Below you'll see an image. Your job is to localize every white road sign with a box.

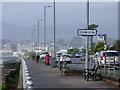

[77,29,97,36]
[98,34,104,40]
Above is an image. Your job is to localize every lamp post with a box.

[85,0,89,69]
[37,19,43,54]
[33,24,37,54]
[44,5,52,62]
[53,0,56,59]
[33,25,35,53]
[32,29,34,51]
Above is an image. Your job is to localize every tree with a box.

[107,37,115,45]
[88,24,99,51]
[28,51,36,60]
[69,36,83,48]
[112,40,120,53]
[93,42,109,52]
[57,38,67,46]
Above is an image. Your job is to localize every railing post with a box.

[113,56,115,77]
[108,57,110,76]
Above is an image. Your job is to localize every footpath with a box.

[25,59,117,88]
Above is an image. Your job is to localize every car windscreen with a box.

[76,52,80,54]
[80,53,85,56]
[45,52,48,54]
[103,52,119,56]
[57,53,62,56]
[62,55,69,57]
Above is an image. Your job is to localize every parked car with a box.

[80,53,85,61]
[41,52,49,59]
[56,53,62,63]
[97,50,119,66]
[75,52,85,61]
[75,52,81,56]
[39,54,42,59]
[60,54,71,64]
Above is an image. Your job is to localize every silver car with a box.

[97,50,119,66]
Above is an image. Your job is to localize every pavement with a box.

[25,59,118,88]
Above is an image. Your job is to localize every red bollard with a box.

[46,54,49,65]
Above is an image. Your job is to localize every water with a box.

[0,57,19,68]
[0,59,3,65]
[0,57,18,65]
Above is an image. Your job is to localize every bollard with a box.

[51,57,56,68]
[46,54,49,65]
[26,70,30,73]
[26,76,32,80]
[26,80,34,88]
[22,58,33,88]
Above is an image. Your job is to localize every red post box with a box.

[46,54,49,65]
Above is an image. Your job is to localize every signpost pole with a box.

[104,34,107,74]
[85,0,89,69]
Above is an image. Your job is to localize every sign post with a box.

[104,34,107,74]
[77,29,97,70]
[98,34,107,74]
[98,34,104,41]
[77,30,97,36]
[77,0,98,71]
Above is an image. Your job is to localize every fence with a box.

[92,56,120,81]
[60,55,120,81]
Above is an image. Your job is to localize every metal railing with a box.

[92,56,120,80]
[60,55,120,81]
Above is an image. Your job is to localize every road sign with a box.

[77,29,97,36]
[98,34,104,40]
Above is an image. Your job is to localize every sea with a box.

[0,57,19,68]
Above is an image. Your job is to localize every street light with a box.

[33,24,37,53]
[53,0,56,59]
[85,0,89,70]
[31,29,34,51]
[33,25,35,53]
[44,5,52,62]
[37,19,43,54]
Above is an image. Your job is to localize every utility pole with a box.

[85,0,89,69]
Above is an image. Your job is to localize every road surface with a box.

[25,59,117,88]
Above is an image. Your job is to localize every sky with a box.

[2,1,118,42]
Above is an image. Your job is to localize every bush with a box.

[2,72,19,89]
[28,51,36,60]
[79,49,86,53]
[67,48,79,55]
[2,82,7,90]
[89,51,95,55]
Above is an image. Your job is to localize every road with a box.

[25,59,117,88]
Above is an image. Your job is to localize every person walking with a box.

[36,55,40,63]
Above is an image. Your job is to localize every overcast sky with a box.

[2,1,118,42]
